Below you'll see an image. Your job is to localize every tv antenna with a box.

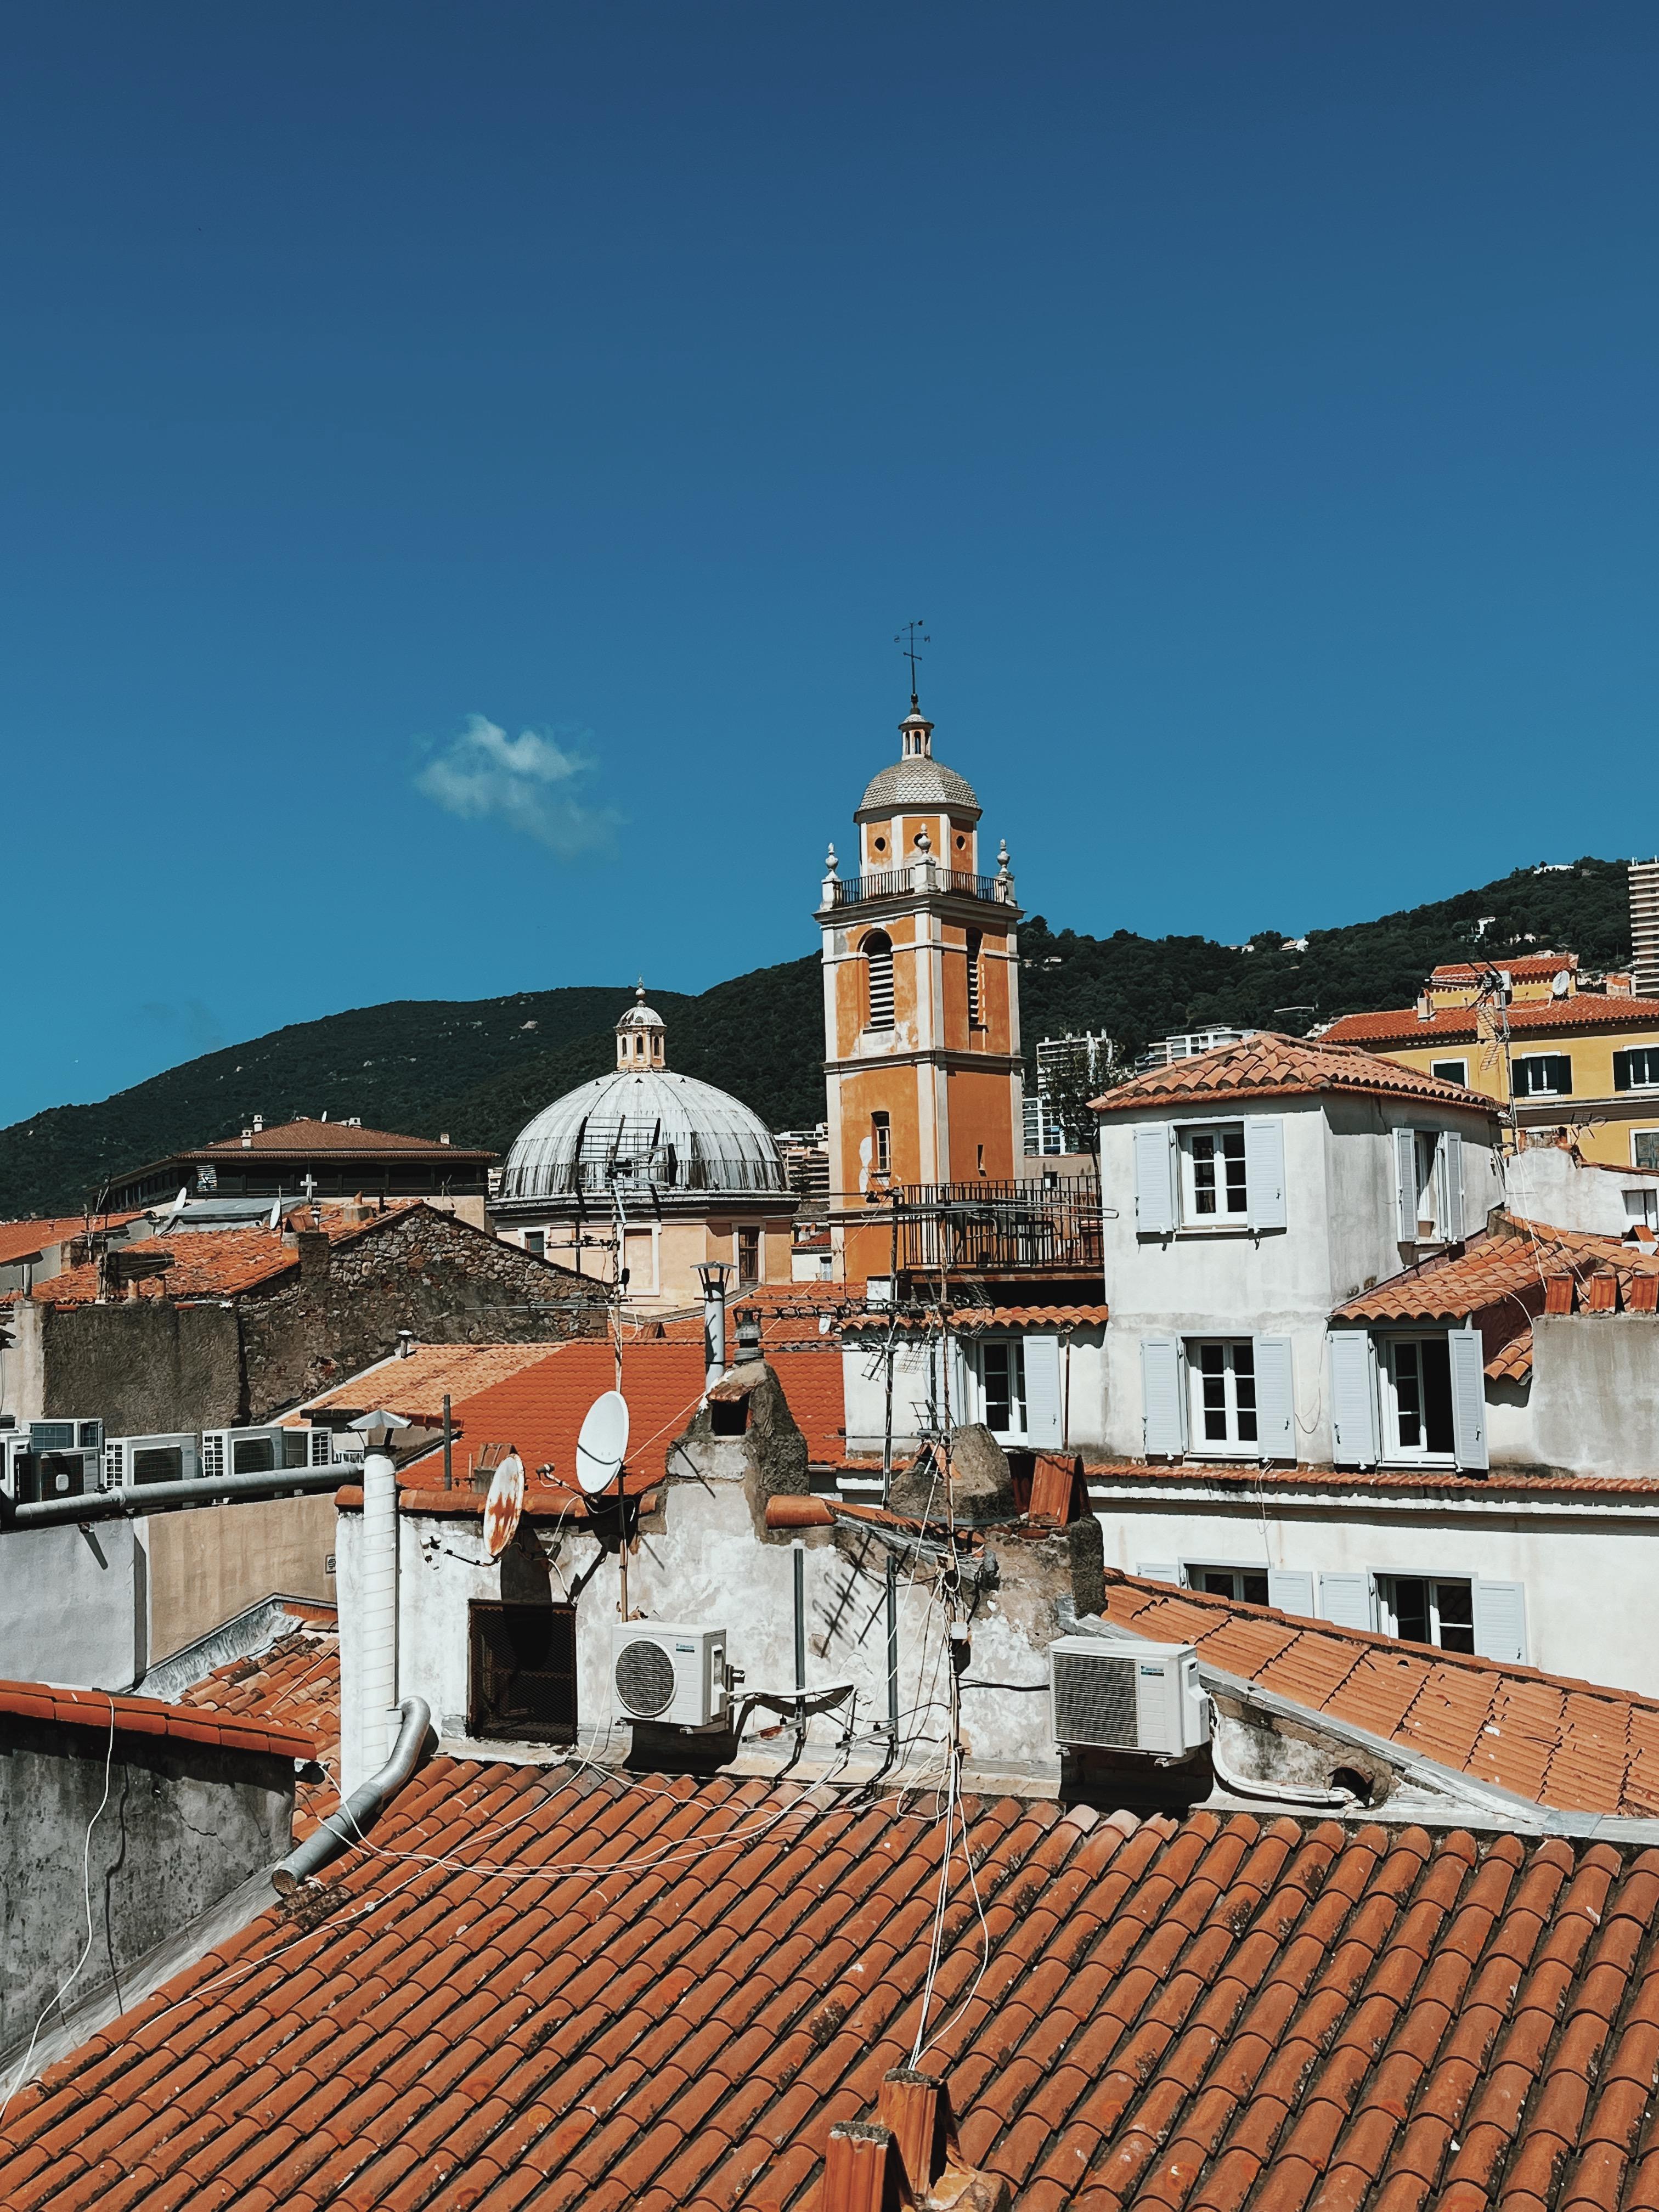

[894,619,929,708]
[577,1386,634,1620]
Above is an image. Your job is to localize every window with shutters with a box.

[1431,1058,1469,1086]
[1178,1124,1247,1224]
[1396,1128,1463,1245]
[1513,1052,1572,1098]
[523,1229,545,1258]
[1190,1564,1269,1605]
[1626,1187,1659,1229]
[736,1227,760,1285]
[1615,1049,1659,1092]
[966,929,983,1028]
[863,932,895,1030]
[871,1111,891,1176]
[1375,1575,1475,1655]
[1636,1132,1659,1171]
[1185,1339,1257,1449]
[1380,1335,1455,1461]
[975,1339,1027,1439]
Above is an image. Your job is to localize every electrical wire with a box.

[0,1697,117,2124]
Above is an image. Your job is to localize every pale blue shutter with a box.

[1448,1328,1488,1471]
[1440,1131,1465,1242]
[1319,1571,1375,1630]
[1141,1336,1187,1458]
[1134,1124,1176,1235]
[1474,1579,1527,1664]
[1329,1333,1379,1467]
[1267,1568,1314,1617]
[1136,1561,1180,1585]
[1023,1335,1063,1446]
[1244,1117,1286,1230]
[1252,1336,1294,1460]
[1394,1127,1418,1243]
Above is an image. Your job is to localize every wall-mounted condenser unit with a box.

[612,1623,729,1730]
[1048,1637,1210,1756]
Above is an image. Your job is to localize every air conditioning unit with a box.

[200,1425,306,1481]
[612,1623,729,1731]
[1,1435,33,1499]
[29,1418,103,1454]
[13,1447,98,1505]
[1049,1637,1210,1756]
[102,1434,203,1488]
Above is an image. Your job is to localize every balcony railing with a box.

[886,1177,1103,1274]
[822,864,1014,908]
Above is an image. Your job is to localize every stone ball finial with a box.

[997,839,1011,874]
[825,842,838,877]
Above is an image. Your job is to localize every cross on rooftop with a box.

[893,618,929,708]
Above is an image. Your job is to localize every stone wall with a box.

[0,1719,292,2059]
[41,1299,242,1435]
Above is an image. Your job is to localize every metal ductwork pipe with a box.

[272,1696,431,1893]
[355,1446,399,1788]
[695,1260,734,1389]
[4,1463,346,1531]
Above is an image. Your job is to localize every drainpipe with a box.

[348,1409,410,1793]
[272,1695,430,1892]
[695,1261,735,1389]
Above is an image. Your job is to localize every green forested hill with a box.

[0,857,1634,1218]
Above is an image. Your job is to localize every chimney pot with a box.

[1626,1273,1658,1313]
[1543,1273,1575,1314]
[878,2070,945,2197]
[819,2121,911,2212]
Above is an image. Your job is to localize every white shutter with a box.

[1394,1127,1418,1243]
[1319,1571,1375,1630]
[1267,1568,1314,1617]
[1133,1124,1176,1235]
[1252,1336,1294,1460]
[1440,1131,1465,1243]
[1023,1335,1063,1447]
[1244,1117,1286,1231]
[1329,1333,1379,1467]
[1141,1336,1187,1458]
[1136,1562,1180,1585]
[1473,1579,1528,1664]
[1448,1328,1488,1471]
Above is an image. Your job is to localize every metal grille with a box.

[891,1179,1104,1274]
[467,1602,578,1745]
[1052,1649,1139,1748]
[614,1637,677,1718]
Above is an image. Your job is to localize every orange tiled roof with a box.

[1091,1030,1498,1115]
[1085,1457,1659,1496]
[174,1612,340,1839]
[1323,994,1659,1047]
[1101,1571,1659,1819]
[192,1116,495,1161]
[844,1301,1109,1335]
[8,1768,1659,2210]
[32,1199,441,1306]
[1487,1324,1535,1381]
[302,1340,563,1425]
[0,1212,142,1268]
[0,1675,313,1763]
[1429,953,1576,985]
[395,1339,848,1493]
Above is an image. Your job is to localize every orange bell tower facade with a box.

[816,697,1025,1283]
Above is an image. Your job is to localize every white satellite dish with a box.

[575,1390,629,1497]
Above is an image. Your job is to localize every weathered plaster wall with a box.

[0,1521,144,1689]
[41,1300,242,1435]
[1532,1313,1659,1476]
[143,1497,337,1662]
[0,1720,291,2059]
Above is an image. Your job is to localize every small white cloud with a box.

[414,713,622,860]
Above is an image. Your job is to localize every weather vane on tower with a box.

[894,618,929,709]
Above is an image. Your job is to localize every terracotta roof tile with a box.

[0,1675,312,1763]
[0,1213,144,1267]
[1091,1032,1498,1116]
[31,1200,434,1306]
[188,1117,495,1163]
[1323,995,1659,1046]
[1098,1572,1659,1819]
[173,1613,340,1837]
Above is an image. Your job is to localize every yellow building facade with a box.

[1323,955,1659,1170]
[816,702,1025,1283]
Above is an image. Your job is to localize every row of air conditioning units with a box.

[608,1621,1211,1758]
[0,1417,358,1503]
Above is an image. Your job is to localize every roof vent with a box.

[252,1114,263,1133]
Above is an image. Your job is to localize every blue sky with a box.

[3,3,1655,1126]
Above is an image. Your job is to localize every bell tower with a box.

[816,693,1024,1284]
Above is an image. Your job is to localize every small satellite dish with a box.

[575,1390,629,1497]
[484,1449,526,1557]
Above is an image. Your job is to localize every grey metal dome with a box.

[499,1066,788,1201]
[855,706,980,821]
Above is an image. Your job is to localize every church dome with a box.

[855,707,980,822]
[498,990,786,1204]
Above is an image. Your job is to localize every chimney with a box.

[696,1261,734,1387]
[1626,1273,1658,1313]
[297,1229,331,1286]
[734,1307,763,1363]
[1414,992,1434,1023]
[815,2072,1011,2211]
[1585,1272,1619,1313]
[1543,1274,1575,1314]
[819,2123,910,2212]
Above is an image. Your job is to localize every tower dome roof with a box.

[856,706,980,821]
[498,1068,787,1204]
